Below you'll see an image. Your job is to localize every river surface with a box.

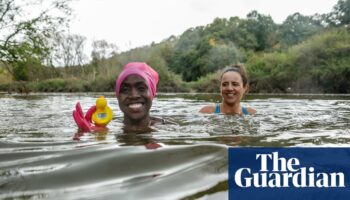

[0,92,350,199]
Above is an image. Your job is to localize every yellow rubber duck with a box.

[92,96,113,127]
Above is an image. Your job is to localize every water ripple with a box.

[1,93,350,199]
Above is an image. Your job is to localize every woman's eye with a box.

[121,86,129,93]
[232,82,240,86]
[138,86,146,92]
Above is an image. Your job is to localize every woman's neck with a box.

[221,102,242,115]
[123,116,152,130]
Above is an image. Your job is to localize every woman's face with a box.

[117,75,152,122]
[220,71,246,105]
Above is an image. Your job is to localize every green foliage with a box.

[0,80,46,93]
[0,0,72,79]
[169,49,200,81]
[246,52,293,92]
[32,78,88,92]
[224,17,258,50]
[290,28,350,67]
[300,29,350,93]
[188,71,221,93]
[204,41,241,71]
[244,11,278,51]
[246,28,350,93]
[169,35,242,81]
[12,62,29,81]
[1,0,349,94]
[328,0,350,26]
[0,65,12,84]
[36,78,67,92]
[279,13,324,47]
[167,10,278,81]
[313,57,350,93]
[173,27,204,52]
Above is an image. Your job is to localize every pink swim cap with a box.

[115,62,159,98]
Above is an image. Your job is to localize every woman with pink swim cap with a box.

[73,62,165,134]
[115,62,165,132]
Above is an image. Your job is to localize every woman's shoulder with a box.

[199,104,216,114]
[246,107,257,115]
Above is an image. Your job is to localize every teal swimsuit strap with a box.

[242,106,249,115]
[214,103,221,114]
[215,104,249,115]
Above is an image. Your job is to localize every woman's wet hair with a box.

[221,64,249,86]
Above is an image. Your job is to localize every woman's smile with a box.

[129,103,143,109]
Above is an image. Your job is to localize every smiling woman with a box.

[199,64,256,116]
[115,62,164,132]
[73,62,165,134]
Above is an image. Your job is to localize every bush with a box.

[189,71,221,93]
[245,28,350,93]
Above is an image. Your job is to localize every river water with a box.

[0,92,349,199]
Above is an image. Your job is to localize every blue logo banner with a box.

[228,148,350,200]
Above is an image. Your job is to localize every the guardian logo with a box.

[234,152,345,188]
[229,148,350,200]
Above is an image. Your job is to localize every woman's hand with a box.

[72,102,96,132]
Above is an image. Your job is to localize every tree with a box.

[204,41,241,73]
[243,11,277,51]
[205,17,228,38]
[51,33,87,67]
[328,0,350,27]
[225,16,258,50]
[91,39,118,62]
[173,27,204,52]
[0,0,72,80]
[279,13,324,47]
[90,39,118,81]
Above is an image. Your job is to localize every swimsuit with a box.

[214,103,249,115]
